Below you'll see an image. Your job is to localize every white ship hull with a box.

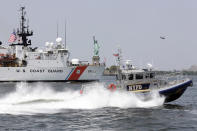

[0,65,105,82]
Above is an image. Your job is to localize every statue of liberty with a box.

[93,36,100,56]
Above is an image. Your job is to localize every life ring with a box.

[80,89,83,94]
[108,83,116,91]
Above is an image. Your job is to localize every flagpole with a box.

[56,21,59,38]
[65,19,67,49]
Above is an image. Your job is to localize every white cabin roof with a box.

[122,69,145,74]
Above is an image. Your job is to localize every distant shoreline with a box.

[156,71,197,75]
[182,71,197,75]
[105,65,197,75]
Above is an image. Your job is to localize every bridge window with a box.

[145,74,149,78]
[136,74,143,79]
[129,74,133,80]
[150,73,155,78]
[122,75,126,80]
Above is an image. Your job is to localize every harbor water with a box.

[0,76,196,131]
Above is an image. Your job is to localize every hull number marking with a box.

[127,85,142,91]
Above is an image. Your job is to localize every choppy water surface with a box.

[0,76,196,131]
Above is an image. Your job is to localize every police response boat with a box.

[109,49,193,103]
[80,49,193,103]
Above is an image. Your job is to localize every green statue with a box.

[93,36,100,56]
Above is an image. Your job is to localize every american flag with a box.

[103,57,107,64]
[8,31,17,43]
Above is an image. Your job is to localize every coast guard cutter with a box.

[0,7,105,82]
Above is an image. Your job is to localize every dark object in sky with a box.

[0,41,2,45]
[160,36,166,39]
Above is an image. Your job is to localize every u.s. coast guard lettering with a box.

[29,69,63,73]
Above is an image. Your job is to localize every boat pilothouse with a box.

[0,7,105,82]
[117,60,157,92]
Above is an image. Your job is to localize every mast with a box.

[115,48,122,85]
[15,6,33,47]
[117,48,122,68]
[64,19,66,49]
[56,21,59,38]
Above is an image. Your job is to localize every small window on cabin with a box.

[150,73,154,78]
[136,74,143,79]
[129,74,133,80]
[145,74,149,78]
[116,75,118,80]
[122,75,126,80]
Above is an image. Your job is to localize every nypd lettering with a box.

[127,83,150,91]
[127,85,142,91]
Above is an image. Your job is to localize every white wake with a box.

[0,82,165,115]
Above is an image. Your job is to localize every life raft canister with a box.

[108,83,116,91]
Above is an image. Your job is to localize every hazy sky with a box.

[0,0,196,70]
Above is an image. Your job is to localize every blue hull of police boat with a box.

[159,79,193,103]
